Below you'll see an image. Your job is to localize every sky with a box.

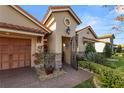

[20,5,124,44]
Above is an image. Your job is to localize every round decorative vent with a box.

[64,17,71,26]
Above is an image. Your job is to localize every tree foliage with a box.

[104,44,112,58]
[117,45,122,53]
[85,43,96,54]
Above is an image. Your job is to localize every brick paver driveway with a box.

[0,66,92,88]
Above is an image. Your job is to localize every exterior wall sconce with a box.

[63,43,66,47]
[66,26,70,35]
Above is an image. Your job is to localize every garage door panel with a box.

[0,65,1,70]
[2,62,10,70]
[0,37,31,70]
[2,54,9,62]
[1,45,9,53]
[19,54,25,60]
[19,61,25,67]
[13,54,18,60]
[0,57,1,70]
[11,61,18,69]
[1,54,10,70]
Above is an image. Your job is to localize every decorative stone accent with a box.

[36,67,66,81]
[55,53,62,69]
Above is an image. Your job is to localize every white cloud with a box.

[83,15,101,26]
[87,19,98,26]
[115,5,124,14]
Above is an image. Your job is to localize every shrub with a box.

[86,52,106,64]
[77,55,85,61]
[85,43,96,54]
[79,61,124,88]
[122,53,124,58]
[104,44,112,58]
[117,45,122,53]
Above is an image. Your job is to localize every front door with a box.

[62,37,71,65]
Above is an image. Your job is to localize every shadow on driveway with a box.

[0,66,92,88]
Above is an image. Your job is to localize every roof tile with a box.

[0,22,44,34]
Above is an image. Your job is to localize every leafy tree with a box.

[117,45,122,53]
[104,43,112,58]
[85,43,96,54]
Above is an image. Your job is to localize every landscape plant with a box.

[84,43,106,64]
[117,45,122,53]
[34,46,55,75]
[104,43,112,58]
[79,61,124,88]
[85,43,96,54]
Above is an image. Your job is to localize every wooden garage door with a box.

[0,37,31,70]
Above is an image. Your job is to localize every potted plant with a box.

[34,46,55,75]
[44,52,55,75]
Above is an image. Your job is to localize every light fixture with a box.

[63,43,66,47]
[66,26,70,35]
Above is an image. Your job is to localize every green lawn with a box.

[103,54,124,72]
[74,79,95,88]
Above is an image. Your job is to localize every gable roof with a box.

[10,5,51,33]
[76,26,98,39]
[98,34,115,39]
[42,6,82,25]
[0,22,44,34]
[83,37,111,44]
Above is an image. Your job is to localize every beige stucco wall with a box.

[0,30,39,67]
[0,6,41,29]
[77,28,96,52]
[55,12,77,53]
[47,11,78,65]
[47,11,78,53]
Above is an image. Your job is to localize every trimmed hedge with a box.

[79,61,124,88]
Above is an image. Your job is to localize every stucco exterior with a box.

[77,27,96,53]
[0,6,41,29]
[0,6,44,68]
[45,11,78,68]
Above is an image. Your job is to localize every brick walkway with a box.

[0,66,92,88]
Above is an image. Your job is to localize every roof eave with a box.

[42,8,82,25]
[10,5,51,33]
[76,26,97,39]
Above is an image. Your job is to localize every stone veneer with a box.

[55,53,62,69]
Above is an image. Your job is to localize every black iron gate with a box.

[70,36,78,70]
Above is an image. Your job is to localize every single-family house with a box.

[76,26,98,57]
[95,34,115,52]
[0,5,115,72]
[0,5,51,70]
[0,5,82,71]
